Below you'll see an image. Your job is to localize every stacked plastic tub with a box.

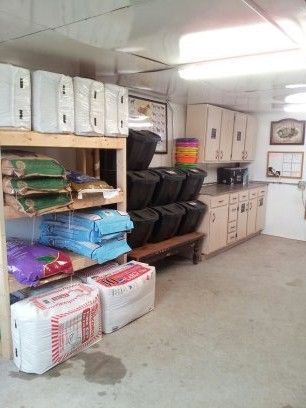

[175,138,199,169]
[125,131,208,249]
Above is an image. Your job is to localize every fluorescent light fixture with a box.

[179,22,296,63]
[286,84,306,89]
[285,92,306,103]
[179,50,306,80]
[129,114,148,121]
[284,104,306,113]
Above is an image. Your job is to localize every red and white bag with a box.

[87,261,155,333]
[11,283,102,374]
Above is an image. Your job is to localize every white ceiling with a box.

[0,0,306,112]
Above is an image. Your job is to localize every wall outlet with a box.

[298,181,306,191]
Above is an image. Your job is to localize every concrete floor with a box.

[1,234,306,408]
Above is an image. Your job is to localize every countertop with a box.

[200,181,268,196]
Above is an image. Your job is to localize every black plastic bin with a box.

[127,170,159,210]
[149,203,185,243]
[177,168,207,201]
[149,167,186,206]
[127,130,161,170]
[128,208,159,248]
[176,201,207,235]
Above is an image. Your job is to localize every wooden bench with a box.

[128,232,205,265]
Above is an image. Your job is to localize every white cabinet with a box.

[231,112,247,161]
[244,115,257,161]
[200,184,267,255]
[205,105,222,161]
[219,109,235,162]
[256,187,267,231]
[208,205,229,252]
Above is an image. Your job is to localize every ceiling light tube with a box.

[285,92,306,103]
[179,49,306,80]
[284,104,306,113]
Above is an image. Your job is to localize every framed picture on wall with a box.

[266,151,304,179]
[270,119,305,145]
[128,95,168,154]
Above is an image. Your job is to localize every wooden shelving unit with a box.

[0,131,127,359]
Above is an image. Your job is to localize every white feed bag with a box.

[11,283,102,374]
[0,63,31,130]
[77,261,119,282]
[104,84,128,137]
[74,77,104,136]
[88,261,155,333]
[32,70,74,133]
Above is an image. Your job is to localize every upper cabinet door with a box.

[231,113,247,161]
[219,109,234,162]
[186,104,207,162]
[204,105,222,161]
[244,115,257,161]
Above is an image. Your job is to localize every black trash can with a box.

[127,170,159,210]
[177,168,207,201]
[128,208,159,248]
[127,130,161,170]
[149,203,185,243]
[149,168,186,206]
[176,201,207,235]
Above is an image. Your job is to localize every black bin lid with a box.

[151,203,186,216]
[129,208,159,222]
[148,167,186,181]
[127,170,160,183]
[177,200,206,212]
[179,167,207,177]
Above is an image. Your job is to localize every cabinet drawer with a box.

[239,191,249,202]
[228,204,238,222]
[227,232,236,244]
[210,194,229,208]
[249,189,258,199]
[258,187,267,197]
[229,193,239,204]
[228,221,237,233]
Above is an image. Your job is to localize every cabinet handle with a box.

[215,150,219,160]
[242,150,245,159]
[220,150,223,159]
[249,202,252,210]
[245,151,248,160]
[212,213,216,223]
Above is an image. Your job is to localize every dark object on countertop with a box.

[217,167,248,185]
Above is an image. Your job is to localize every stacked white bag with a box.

[11,283,102,374]
[74,77,105,136]
[32,70,74,133]
[87,261,155,333]
[0,63,31,130]
[104,84,128,137]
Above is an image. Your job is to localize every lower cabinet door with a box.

[237,201,248,241]
[256,194,266,231]
[247,198,257,235]
[209,205,228,252]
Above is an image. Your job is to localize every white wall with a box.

[250,112,306,241]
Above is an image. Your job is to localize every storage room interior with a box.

[1,1,306,408]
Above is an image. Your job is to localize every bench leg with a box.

[193,240,202,265]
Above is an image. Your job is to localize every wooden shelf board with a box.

[9,251,97,293]
[4,192,124,219]
[129,232,205,259]
[0,131,126,149]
